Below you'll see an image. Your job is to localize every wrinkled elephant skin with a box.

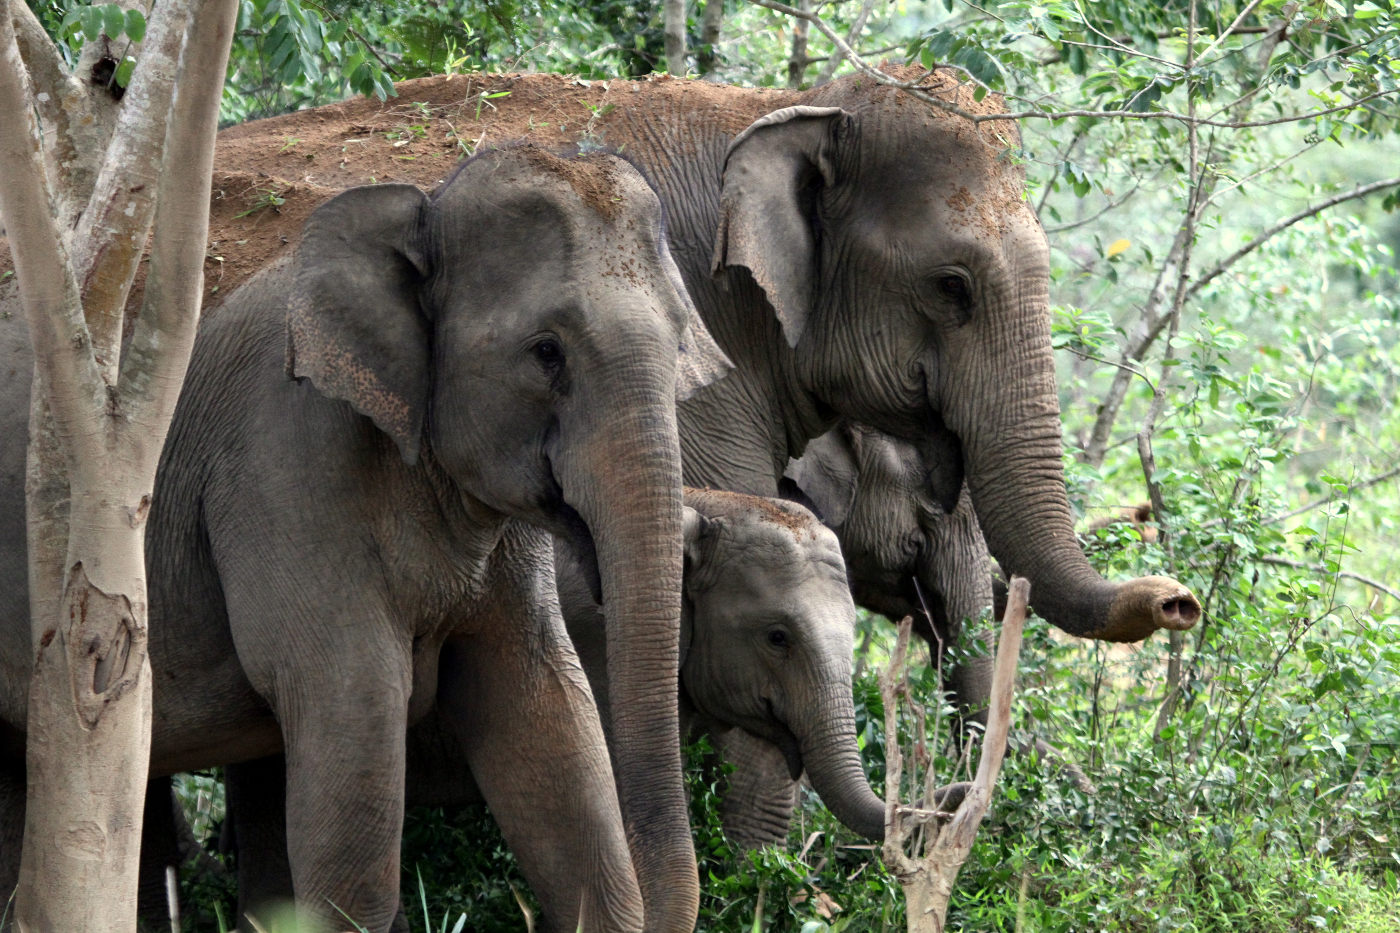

[202,489,887,926]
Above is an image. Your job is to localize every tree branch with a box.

[9,0,71,119]
[123,0,240,440]
[813,0,877,86]
[1187,176,1400,299]
[69,0,194,383]
[1257,556,1400,604]
[0,2,103,459]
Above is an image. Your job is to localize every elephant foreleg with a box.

[438,530,643,933]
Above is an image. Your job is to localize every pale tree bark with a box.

[664,0,687,75]
[0,0,239,928]
[881,578,1029,933]
[696,0,723,76]
[7,0,150,232]
[786,0,810,88]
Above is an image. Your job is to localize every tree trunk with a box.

[0,0,238,926]
[664,0,687,75]
[696,0,723,75]
[786,0,810,88]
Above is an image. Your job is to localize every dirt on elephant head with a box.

[515,146,624,222]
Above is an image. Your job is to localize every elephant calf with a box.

[209,488,890,930]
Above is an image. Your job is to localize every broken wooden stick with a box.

[881,576,1031,933]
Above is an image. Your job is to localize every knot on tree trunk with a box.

[61,561,147,730]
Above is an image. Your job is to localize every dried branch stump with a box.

[881,576,1030,933]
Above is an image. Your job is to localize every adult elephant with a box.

[210,489,895,929]
[0,147,726,932]
[629,68,1200,639]
[545,66,1200,846]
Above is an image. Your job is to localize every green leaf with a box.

[80,7,104,42]
[123,8,146,43]
[114,57,134,87]
[102,4,125,40]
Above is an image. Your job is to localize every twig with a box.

[1187,176,1400,299]
[813,0,878,85]
[881,578,1029,932]
[754,2,1400,128]
[300,0,402,78]
[1043,179,1141,233]
[1257,556,1400,604]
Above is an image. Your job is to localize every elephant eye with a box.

[940,270,974,306]
[931,271,974,323]
[532,337,565,373]
[766,629,789,649]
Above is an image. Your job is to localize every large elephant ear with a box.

[662,240,732,400]
[711,105,854,348]
[287,184,432,464]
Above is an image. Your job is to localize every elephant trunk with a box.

[555,369,698,932]
[796,683,887,841]
[950,276,1200,643]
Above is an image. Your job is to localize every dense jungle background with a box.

[20,0,1400,929]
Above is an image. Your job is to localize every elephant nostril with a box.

[1159,596,1202,629]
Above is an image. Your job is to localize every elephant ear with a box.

[287,184,432,464]
[662,240,732,401]
[711,105,854,349]
[781,426,859,529]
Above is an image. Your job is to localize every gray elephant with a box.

[180,488,889,929]
[0,146,727,932]
[534,68,1202,851]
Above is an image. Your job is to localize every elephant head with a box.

[711,69,1200,642]
[679,488,886,841]
[285,145,729,923]
[782,422,992,645]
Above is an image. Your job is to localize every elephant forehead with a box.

[712,518,848,585]
[513,147,631,220]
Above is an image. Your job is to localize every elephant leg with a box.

[1,759,22,922]
[439,531,643,933]
[711,729,798,850]
[279,662,410,933]
[225,756,295,927]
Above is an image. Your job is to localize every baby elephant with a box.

[212,488,887,932]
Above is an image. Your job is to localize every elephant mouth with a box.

[763,700,805,781]
[917,373,967,514]
[541,463,602,603]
